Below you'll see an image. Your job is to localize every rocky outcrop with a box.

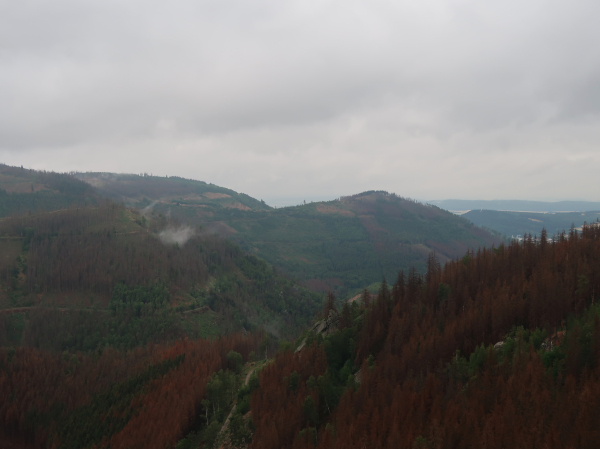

[295,310,340,352]
[312,309,340,336]
[182,305,210,314]
[541,330,565,351]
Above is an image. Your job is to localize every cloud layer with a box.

[1,0,599,202]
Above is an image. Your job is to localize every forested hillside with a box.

[0,201,322,349]
[248,224,600,448]
[0,172,324,449]
[0,332,262,449]
[0,164,96,217]
[226,192,501,295]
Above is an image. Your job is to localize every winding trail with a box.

[217,365,256,441]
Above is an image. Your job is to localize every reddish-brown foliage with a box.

[251,224,600,449]
[0,333,260,449]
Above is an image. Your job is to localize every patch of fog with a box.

[158,226,195,246]
[141,200,158,215]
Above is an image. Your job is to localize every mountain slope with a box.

[225,191,502,295]
[73,171,502,297]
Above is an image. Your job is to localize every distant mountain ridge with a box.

[430,199,600,212]
[463,209,600,238]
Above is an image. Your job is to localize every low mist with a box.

[158,225,195,246]
[141,200,158,215]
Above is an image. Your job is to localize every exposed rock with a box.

[295,338,307,353]
[182,305,210,314]
[314,309,340,337]
[354,369,362,385]
[295,310,340,352]
[542,330,566,351]
[313,321,327,334]
[494,341,504,351]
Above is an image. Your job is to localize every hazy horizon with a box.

[6,163,599,209]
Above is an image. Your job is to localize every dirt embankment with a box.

[204,192,231,199]
[316,205,355,217]
[224,202,251,211]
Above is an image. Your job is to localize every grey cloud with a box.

[1,0,600,200]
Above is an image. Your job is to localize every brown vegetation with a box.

[250,224,600,448]
[0,333,260,449]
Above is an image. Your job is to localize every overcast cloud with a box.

[1,0,600,204]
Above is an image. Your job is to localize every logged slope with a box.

[75,172,271,213]
[0,202,322,350]
[0,164,97,217]
[463,209,600,238]
[74,171,502,297]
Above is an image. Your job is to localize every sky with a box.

[1,0,600,206]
